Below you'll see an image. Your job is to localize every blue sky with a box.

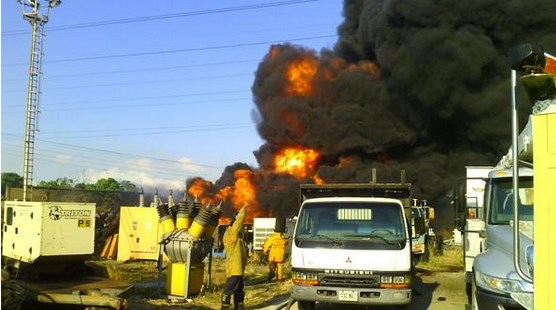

[1,0,343,190]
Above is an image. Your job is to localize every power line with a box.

[36,122,253,134]
[2,97,252,113]
[2,133,226,170]
[2,90,249,108]
[2,73,253,93]
[1,146,218,182]
[37,124,254,139]
[2,0,318,36]
[3,34,337,66]
[2,59,260,82]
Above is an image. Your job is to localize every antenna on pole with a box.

[19,0,60,201]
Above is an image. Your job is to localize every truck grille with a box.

[319,274,381,288]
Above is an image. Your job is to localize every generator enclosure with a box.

[117,206,162,262]
[2,201,96,264]
[253,217,276,251]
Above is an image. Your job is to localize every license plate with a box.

[338,290,358,302]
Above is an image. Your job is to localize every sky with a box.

[1,0,344,191]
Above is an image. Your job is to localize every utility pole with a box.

[20,0,60,201]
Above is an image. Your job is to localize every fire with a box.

[313,174,325,184]
[188,178,214,205]
[348,61,381,78]
[546,56,556,74]
[187,170,260,221]
[274,147,320,180]
[231,169,261,219]
[286,57,318,96]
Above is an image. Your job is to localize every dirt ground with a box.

[281,270,467,310]
[4,246,467,309]
[123,270,467,310]
[115,247,468,310]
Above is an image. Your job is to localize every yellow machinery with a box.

[508,44,556,309]
[117,206,163,262]
[156,199,222,298]
[532,111,555,308]
[2,201,132,309]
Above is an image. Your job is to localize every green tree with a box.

[1,172,24,195]
[74,182,96,190]
[95,177,121,191]
[120,180,138,192]
[38,177,75,189]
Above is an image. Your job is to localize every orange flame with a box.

[187,170,260,221]
[231,170,261,219]
[274,147,320,180]
[313,174,325,184]
[188,178,214,205]
[286,57,318,96]
[546,56,556,75]
[348,61,381,78]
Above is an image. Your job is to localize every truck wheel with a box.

[435,236,444,255]
[471,273,479,310]
[297,300,316,310]
[422,236,430,262]
[465,272,473,304]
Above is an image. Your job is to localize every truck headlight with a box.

[380,274,411,288]
[475,271,526,295]
[292,271,319,286]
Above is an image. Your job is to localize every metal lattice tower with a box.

[20,0,60,201]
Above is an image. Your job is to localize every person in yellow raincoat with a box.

[263,219,288,282]
[221,206,247,310]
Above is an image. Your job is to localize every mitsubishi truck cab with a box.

[291,196,412,309]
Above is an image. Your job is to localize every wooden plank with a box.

[100,235,113,258]
[107,234,119,259]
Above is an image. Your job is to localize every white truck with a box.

[464,44,556,310]
[454,166,492,297]
[410,199,436,262]
[290,179,423,309]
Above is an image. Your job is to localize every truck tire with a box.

[297,300,316,310]
[422,236,430,262]
[465,271,473,304]
[435,235,444,256]
[471,273,479,310]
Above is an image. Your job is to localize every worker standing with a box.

[221,206,248,310]
[263,219,288,282]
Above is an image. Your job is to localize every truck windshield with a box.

[294,201,407,250]
[488,177,534,225]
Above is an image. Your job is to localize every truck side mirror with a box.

[414,217,426,235]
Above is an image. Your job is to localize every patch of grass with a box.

[94,256,292,309]
[100,245,464,309]
[416,245,464,272]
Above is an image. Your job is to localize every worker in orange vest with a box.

[263,219,288,282]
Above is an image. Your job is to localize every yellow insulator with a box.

[160,217,176,234]
[156,204,176,234]
[188,221,206,239]
[176,217,192,230]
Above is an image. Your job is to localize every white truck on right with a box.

[467,44,555,310]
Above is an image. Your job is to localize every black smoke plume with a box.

[196,0,556,231]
